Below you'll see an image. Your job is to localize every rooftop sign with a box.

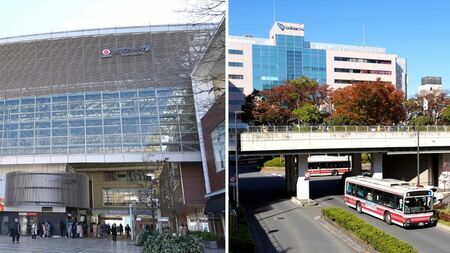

[270,22,305,37]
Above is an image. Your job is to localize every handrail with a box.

[243,125,450,133]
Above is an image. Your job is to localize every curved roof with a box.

[0,23,216,45]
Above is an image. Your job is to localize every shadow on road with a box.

[239,173,290,253]
[309,177,343,199]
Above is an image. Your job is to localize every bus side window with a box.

[373,190,381,204]
[356,186,366,198]
[395,196,403,211]
[346,183,353,195]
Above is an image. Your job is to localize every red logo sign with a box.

[102,49,111,56]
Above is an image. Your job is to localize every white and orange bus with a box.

[308,155,350,176]
[344,176,437,227]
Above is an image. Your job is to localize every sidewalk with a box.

[204,248,225,253]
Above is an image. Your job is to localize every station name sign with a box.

[101,44,151,58]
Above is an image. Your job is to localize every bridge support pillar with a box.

[351,154,362,176]
[296,154,310,200]
[371,153,383,179]
[285,155,296,195]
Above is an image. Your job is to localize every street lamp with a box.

[234,111,244,208]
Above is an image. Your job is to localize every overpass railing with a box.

[244,125,450,133]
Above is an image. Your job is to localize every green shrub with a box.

[263,157,285,167]
[140,231,203,253]
[230,223,255,253]
[190,231,219,241]
[322,207,418,253]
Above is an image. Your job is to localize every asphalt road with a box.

[238,167,450,253]
[239,168,354,253]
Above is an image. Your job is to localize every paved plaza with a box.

[0,236,142,253]
[0,236,225,253]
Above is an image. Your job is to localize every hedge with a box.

[190,231,220,241]
[263,157,285,167]
[230,207,255,253]
[322,207,418,253]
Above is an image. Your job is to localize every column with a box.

[296,154,310,200]
[285,155,291,194]
[351,153,362,176]
[371,153,383,179]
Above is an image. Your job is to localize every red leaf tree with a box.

[329,79,405,125]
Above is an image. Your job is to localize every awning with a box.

[204,194,225,215]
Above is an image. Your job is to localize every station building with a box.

[228,21,407,96]
[0,23,219,235]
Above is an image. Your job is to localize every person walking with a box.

[118,224,123,236]
[42,222,47,237]
[125,224,131,238]
[76,222,83,238]
[71,222,77,239]
[10,218,20,243]
[60,220,66,237]
[111,223,117,242]
[31,221,37,239]
[92,223,98,238]
[67,220,72,238]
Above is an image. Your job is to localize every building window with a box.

[104,170,149,182]
[228,49,243,55]
[103,188,149,207]
[210,122,225,172]
[334,68,392,75]
[334,57,392,64]
[228,62,243,67]
[229,74,244,80]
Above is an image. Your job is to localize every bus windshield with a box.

[404,196,433,214]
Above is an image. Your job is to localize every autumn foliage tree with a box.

[329,80,405,125]
[241,77,329,125]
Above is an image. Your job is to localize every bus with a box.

[308,155,351,176]
[344,176,437,227]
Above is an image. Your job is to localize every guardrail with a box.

[244,125,450,133]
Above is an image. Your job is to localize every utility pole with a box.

[417,128,420,186]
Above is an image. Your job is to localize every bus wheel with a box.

[384,212,392,225]
[332,170,338,176]
[356,201,362,213]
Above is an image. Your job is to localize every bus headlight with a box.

[406,218,411,224]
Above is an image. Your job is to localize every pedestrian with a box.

[118,224,123,236]
[125,224,131,238]
[111,223,117,242]
[92,223,98,238]
[67,220,72,238]
[100,223,105,238]
[71,222,77,238]
[106,224,111,236]
[60,220,66,237]
[42,222,47,237]
[10,218,20,243]
[37,221,42,237]
[31,221,37,239]
[77,222,83,238]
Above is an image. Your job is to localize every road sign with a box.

[304,172,310,180]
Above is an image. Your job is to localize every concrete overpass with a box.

[238,125,450,200]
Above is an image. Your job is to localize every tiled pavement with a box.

[0,236,225,253]
[0,236,141,253]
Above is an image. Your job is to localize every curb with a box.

[290,197,318,207]
[436,222,450,233]
[316,215,376,253]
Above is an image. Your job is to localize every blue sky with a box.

[0,0,198,38]
[229,0,450,98]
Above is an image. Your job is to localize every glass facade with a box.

[103,188,149,207]
[0,87,199,156]
[252,35,326,90]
